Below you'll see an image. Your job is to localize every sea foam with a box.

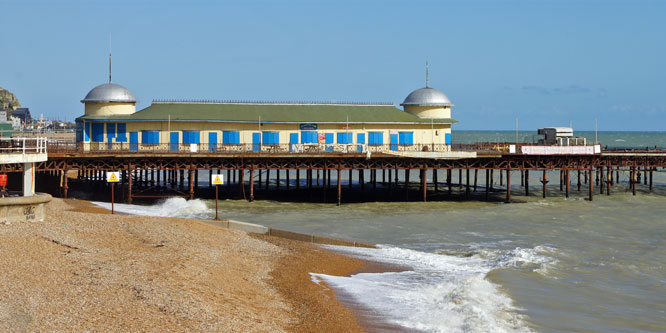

[313,245,539,333]
[93,197,211,219]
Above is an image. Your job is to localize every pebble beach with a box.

[0,198,365,332]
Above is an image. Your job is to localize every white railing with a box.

[0,137,48,154]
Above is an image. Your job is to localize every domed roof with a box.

[81,83,136,103]
[401,87,453,107]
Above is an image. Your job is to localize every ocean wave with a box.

[315,245,535,332]
[93,197,211,219]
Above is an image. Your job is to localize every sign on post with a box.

[106,172,120,183]
[106,171,120,214]
[211,174,224,185]
[211,173,225,220]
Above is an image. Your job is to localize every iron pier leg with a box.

[649,168,653,192]
[465,168,470,199]
[542,170,548,198]
[589,167,594,201]
[189,167,195,200]
[565,168,570,198]
[599,167,606,194]
[525,170,529,196]
[128,166,133,204]
[421,168,427,202]
[485,169,490,200]
[277,169,281,191]
[447,169,452,195]
[405,169,410,200]
[337,166,342,206]
[296,169,300,190]
[474,169,478,192]
[249,167,255,202]
[360,169,365,192]
[433,169,438,192]
[606,167,613,195]
[632,167,637,195]
[505,169,511,203]
[577,169,581,191]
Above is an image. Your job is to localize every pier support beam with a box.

[505,168,511,203]
[565,168,570,198]
[249,167,255,202]
[447,169,452,195]
[337,166,342,206]
[189,167,195,200]
[589,167,594,201]
[127,165,133,204]
[632,166,637,195]
[541,170,548,198]
[465,168,470,199]
[405,169,410,201]
[485,169,490,200]
[421,168,427,202]
[525,170,529,196]
[649,168,653,192]
[577,169,582,191]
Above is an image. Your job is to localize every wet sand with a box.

[0,198,375,331]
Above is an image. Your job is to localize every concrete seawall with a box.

[0,193,52,223]
[212,219,375,248]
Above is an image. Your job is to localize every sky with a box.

[2,0,665,130]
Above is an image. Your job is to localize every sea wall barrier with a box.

[215,219,375,248]
[0,193,52,223]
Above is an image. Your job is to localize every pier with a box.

[6,141,664,205]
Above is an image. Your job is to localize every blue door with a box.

[357,133,365,152]
[390,133,398,151]
[445,133,451,145]
[252,132,261,152]
[170,132,179,151]
[208,132,217,152]
[289,133,299,152]
[129,132,138,151]
[325,133,334,152]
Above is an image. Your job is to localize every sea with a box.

[94,131,666,333]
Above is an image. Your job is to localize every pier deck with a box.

[3,142,665,204]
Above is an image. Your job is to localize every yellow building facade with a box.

[76,82,458,154]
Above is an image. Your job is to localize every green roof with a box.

[78,102,458,124]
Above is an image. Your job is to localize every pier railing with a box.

[0,137,48,154]
[47,142,453,155]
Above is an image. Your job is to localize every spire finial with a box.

[425,60,429,88]
[109,35,112,83]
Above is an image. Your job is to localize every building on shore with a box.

[75,71,458,153]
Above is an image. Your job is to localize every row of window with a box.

[78,122,450,145]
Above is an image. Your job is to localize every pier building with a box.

[75,81,458,154]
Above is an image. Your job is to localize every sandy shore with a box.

[0,198,367,331]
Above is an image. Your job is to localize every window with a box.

[75,121,83,142]
[222,131,240,144]
[398,132,414,145]
[262,131,279,145]
[142,130,159,144]
[301,131,318,144]
[368,132,384,145]
[183,131,200,144]
[91,123,104,142]
[116,123,127,142]
[337,132,353,144]
[106,123,116,141]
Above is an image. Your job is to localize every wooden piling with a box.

[337,166,342,206]
[541,170,548,198]
[249,167,255,202]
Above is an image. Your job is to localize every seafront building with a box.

[75,77,458,153]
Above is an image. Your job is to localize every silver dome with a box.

[401,87,453,107]
[81,83,137,103]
